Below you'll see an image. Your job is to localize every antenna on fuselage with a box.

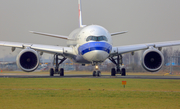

[78,0,86,27]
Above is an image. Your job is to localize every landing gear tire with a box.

[121,68,126,76]
[97,71,101,77]
[93,71,101,77]
[93,71,96,76]
[60,68,64,76]
[50,68,54,76]
[111,68,116,76]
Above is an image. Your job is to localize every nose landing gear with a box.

[93,65,101,77]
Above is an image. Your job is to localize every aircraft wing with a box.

[0,41,74,56]
[110,40,180,56]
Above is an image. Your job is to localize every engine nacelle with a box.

[16,48,40,72]
[141,47,164,72]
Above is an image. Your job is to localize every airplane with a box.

[1,0,180,77]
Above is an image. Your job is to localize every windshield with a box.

[86,36,108,41]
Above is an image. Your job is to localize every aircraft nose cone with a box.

[92,50,107,61]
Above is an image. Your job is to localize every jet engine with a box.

[141,47,164,72]
[16,48,40,72]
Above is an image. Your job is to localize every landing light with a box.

[95,65,99,70]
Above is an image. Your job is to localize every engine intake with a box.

[16,49,39,72]
[142,48,164,72]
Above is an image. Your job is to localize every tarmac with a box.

[0,73,180,79]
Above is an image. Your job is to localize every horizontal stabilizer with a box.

[30,31,73,40]
[111,31,128,36]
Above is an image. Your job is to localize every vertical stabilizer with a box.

[78,0,85,27]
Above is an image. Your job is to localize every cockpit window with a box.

[86,36,108,41]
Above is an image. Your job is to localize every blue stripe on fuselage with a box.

[78,42,112,55]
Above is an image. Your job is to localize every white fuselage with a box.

[67,25,112,64]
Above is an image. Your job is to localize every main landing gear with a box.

[50,54,67,76]
[93,65,101,77]
[109,55,126,76]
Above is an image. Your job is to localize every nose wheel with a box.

[93,65,101,77]
[93,70,101,77]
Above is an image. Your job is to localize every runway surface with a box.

[0,73,180,79]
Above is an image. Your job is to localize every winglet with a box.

[78,0,86,27]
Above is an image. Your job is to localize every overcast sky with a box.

[0,0,180,58]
